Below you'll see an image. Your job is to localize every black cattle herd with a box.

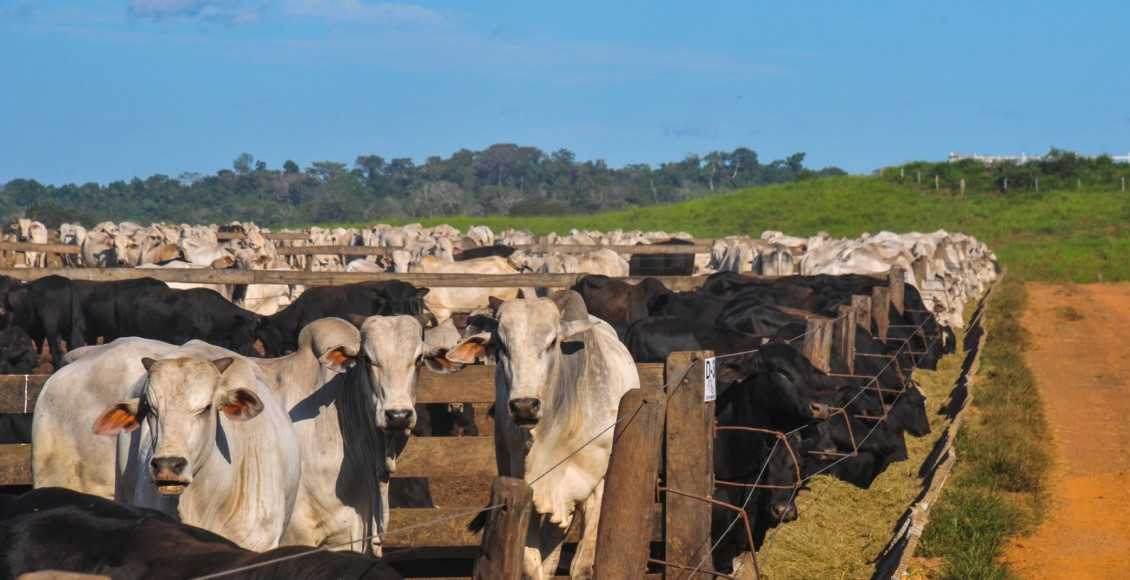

[0,265,957,577]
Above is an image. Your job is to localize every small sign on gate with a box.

[704,357,716,402]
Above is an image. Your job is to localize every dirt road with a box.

[1003,283,1130,579]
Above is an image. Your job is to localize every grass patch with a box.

[916,277,1053,579]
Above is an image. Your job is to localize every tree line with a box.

[1,145,845,229]
[880,147,1130,195]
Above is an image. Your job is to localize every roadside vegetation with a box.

[915,276,1053,579]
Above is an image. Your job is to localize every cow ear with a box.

[219,388,264,421]
[212,357,235,374]
[447,333,495,365]
[141,357,157,372]
[319,345,358,372]
[487,296,505,312]
[93,399,142,436]
[422,345,463,374]
[348,314,368,329]
[560,319,598,341]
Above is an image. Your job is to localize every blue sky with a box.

[2,1,1128,187]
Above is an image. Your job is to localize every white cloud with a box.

[126,0,263,26]
[282,0,455,27]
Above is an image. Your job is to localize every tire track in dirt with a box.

[1003,282,1130,579]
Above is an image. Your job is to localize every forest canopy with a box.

[1,145,844,228]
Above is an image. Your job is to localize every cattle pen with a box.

[0,238,990,578]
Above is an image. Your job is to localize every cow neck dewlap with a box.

[523,334,608,527]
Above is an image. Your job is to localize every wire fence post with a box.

[871,286,890,342]
[593,388,667,579]
[802,317,833,374]
[852,295,872,334]
[888,266,905,316]
[472,477,533,580]
[664,351,715,579]
[835,304,857,374]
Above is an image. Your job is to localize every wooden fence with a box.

[0,262,911,578]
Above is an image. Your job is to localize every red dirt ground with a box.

[1001,282,1130,579]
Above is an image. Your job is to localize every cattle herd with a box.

[0,220,999,579]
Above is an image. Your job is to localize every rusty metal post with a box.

[664,351,715,579]
[472,477,533,580]
[593,388,667,579]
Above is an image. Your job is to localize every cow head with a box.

[350,315,459,435]
[448,293,596,430]
[93,356,263,496]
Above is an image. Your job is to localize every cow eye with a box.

[547,338,557,351]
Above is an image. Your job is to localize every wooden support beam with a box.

[835,304,857,375]
[802,317,834,374]
[888,267,906,316]
[663,351,715,579]
[852,295,872,334]
[872,286,890,342]
[472,477,534,580]
[594,389,666,579]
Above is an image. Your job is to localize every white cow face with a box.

[355,316,458,433]
[449,298,596,430]
[93,356,264,496]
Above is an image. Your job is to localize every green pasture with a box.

[389,176,1130,283]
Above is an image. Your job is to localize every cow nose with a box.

[150,456,187,476]
[384,409,415,431]
[810,402,830,420]
[509,398,541,424]
[770,501,798,523]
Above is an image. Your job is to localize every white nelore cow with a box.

[92,341,302,552]
[32,337,178,499]
[256,316,457,555]
[449,291,640,579]
[409,255,522,324]
[14,218,49,268]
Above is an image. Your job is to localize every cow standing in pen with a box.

[450,291,640,579]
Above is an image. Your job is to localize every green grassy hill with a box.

[407,176,1130,283]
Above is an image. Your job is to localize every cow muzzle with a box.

[810,402,831,420]
[768,500,798,523]
[150,456,190,496]
[383,409,415,433]
[509,397,541,429]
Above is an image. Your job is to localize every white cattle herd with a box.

[9,219,998,579]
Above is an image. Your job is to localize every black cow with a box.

[0,487,403,580]
[74,277,170,346]
[453,244,517,261]
[113,285,261,356]
[0,275,85,369]
[622,316,768,364]
[798,409,905,490]
[0,326,37,374]
[257,280,428,356]
[569,274,669,325]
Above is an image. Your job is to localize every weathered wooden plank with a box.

[835,304,857,375]
[872,286,891,341]
[802,318,834,374]
[663,351,715,579]
[0,241,80,254]
[594,389,666,578]
[0,444,31,486]
[888,266,906,316]
[395,437,497,478]
[0,268,708,292]
[471,478,533,580]
[0,375,48,413]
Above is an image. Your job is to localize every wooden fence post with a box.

[835,304,857,374]
[888,267,905,316]
[852,295,872,334]
[472,477,534,580]
[802,317,833,374]
[872,286,890,342]
[664,350,715,579]
[593,389,667,579]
